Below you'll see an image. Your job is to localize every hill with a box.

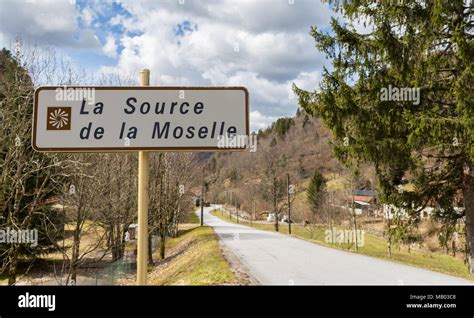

[203,110,377,222]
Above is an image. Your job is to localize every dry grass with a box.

[134,225,240,285]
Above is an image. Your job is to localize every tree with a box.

[303,170,327,238]
[96,154,136,262]
[273,117,295,137]
[295,1,473,271]
[57,156,109,285]
[0,46,68,285]
[306,170,326,211]
[149,153,195,261]
[260,150,287,232]
[1,41,140,285]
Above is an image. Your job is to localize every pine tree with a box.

[307,170,326,211]
[295,1,473,272]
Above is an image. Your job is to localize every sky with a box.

[0,0,340,131]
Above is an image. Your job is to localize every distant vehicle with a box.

[204,201,211,207]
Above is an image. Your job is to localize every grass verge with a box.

[148,225,239,285]
[183,209,200,224]
[211,210,474,281]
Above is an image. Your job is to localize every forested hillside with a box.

[204,110,376,222]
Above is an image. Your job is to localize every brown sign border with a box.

[33,86,250,152]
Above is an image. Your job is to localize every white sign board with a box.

[33,86,249,152]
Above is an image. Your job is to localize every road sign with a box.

[33,86,249,151]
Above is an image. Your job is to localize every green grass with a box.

[211,210,474,281]
[183,210,200,224]
[149,225,237,285]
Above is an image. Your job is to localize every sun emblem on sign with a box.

[46,107,71,130]
[49,109,68,128]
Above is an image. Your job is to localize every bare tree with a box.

[260,150,287,232]
[149,153,195,261]
[95,154,137,262]
[0,41,82,285]
[58,156,108,285]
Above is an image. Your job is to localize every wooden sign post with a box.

[137,69,150,285]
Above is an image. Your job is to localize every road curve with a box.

[198,205,473,285]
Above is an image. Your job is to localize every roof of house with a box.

[353,195,375,202]
[352,190,377,196]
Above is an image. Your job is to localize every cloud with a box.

[97,0,331,126]
[0,0,334,129]
[81,6,97,27]
[0,0,100,49]
[102,34,117,58]
[293,71,320,92]
[250,110,279,132]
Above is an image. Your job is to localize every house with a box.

[351,190,379,215]
[127,224,138,240]
[382,184,466,220]
[383,204,465,220]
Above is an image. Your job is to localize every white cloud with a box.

[351,16,374,35]
[109,14,127,27]
[1,0,333,128]
[0,0,100,49]
[250,110,279,131]
[102,34,117,58]
[293,71,320,92]
[81,7,96,27]
[98,0,331,127]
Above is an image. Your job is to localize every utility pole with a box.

[200,166,205,227]
[224,190,228,217]
[251,196,255,227]
[236,202,239,223]
[287,173,291,235]
[229,191,233,221]
[330,191,334,240]
[351,177,358,252]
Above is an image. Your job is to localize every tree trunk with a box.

[120,223,129,259]
[110,225,118,261]
[69,226,80,285]
[7,246,18,286]
[159,232,166,260]
[464,174,474,274]
[273,177,279,232]
[111,223,124,261]
[352,195,358,253]
[148,233,154,265]
[387,219,392,258]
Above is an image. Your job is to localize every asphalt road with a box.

[198,205,473,285]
